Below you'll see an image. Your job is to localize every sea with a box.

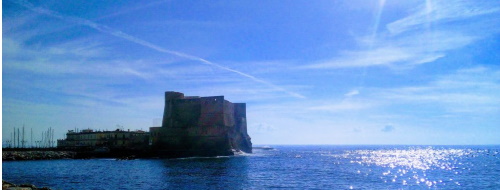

[3,145,500,189]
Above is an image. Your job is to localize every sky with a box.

[2,0,500,145]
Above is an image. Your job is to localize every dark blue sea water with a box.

[3,145,500,189]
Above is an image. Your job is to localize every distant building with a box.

[150,91,252,157]
[57,129,149,150]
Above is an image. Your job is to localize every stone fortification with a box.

[150,91,252,157]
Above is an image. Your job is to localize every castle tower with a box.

[151,91,252,157]
[162,91,184,128]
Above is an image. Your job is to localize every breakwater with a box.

[2,148,153,161]
[2,150,76,161]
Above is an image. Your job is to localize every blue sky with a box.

[3,0,500,145]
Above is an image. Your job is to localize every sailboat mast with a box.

[13,128,16,148]
[22,125,25,148]
[17,128,20,148]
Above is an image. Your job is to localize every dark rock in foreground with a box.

[2,180,52,190]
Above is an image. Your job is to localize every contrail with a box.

[357,0,386,93]
[13,0,306,99]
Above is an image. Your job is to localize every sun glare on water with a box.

[330,146,499,187]
[350,147,471,170]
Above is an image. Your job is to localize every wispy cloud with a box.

[387,0,500,34]
[378,67,500,114]
[10,0,305,99]
[344,90,360,97]
[302,0,500,70]
[308,100,372,112]
[4,31,298,107]
[3,37,152,79]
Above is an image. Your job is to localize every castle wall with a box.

[231,103,252,153]
[223,100,235,127]
[162,91,184,128]
[234,103,247,133]
[172,98,201,128]
[154,91,252,157]
[199,96,225,127]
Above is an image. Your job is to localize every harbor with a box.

[3,91,253,160]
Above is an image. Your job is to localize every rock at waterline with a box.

[2,180,52,190]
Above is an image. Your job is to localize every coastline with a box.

[2,148,240,161]
[2,150,76,161]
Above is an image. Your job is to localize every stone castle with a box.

[150,91,252,157]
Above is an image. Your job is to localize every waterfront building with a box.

[57,129,149,150]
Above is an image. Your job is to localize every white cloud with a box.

[378,67,500,114]
[303,47,412,69]
[387,0,500,34]
[302,0,500,70]
[308,100,372,112]
[3,38,152,79]
[46,39,108,57]
[344,90,360,97]
[10,0,305,99]
[5,25,303,104]
[303,30,478,70]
